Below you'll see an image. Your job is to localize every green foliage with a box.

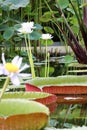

[40,39,53,46]
[44,26,54,34]
[64,55,74,64]
[56,0,69,9]
[39,66,54,77]
[3,27,14,40]
[0,0,29,10]
[40,12,52,22]
[30,31,41,40]
[35,23,43,30]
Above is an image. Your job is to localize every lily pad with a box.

[26,76,87,94]
[2,91,57,105]
[0,99,49,130]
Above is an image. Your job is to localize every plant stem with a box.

[28,35,35,78]
[24,34,31,65]
[45,40,48,77]
[24,34,35,78]
[47,52,50,77]
[0,76,10,100]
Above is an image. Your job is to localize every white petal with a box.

[25,28,33,33]
[28,21,35,28]
[22,22,34,29]
[9,72,15,77]
[0,65,9,75]
[2,53,6,65]
[19,64,29,72]
[0,70,3,75]
[12,56,19,65]
[3,68,9,75]
[16,57,22,68]
[0,64,3,75]
[21,22,27,27]
[11,75,20,86]
[18,73,32,77]
[17,28,23,33]
[18,22,34,34]
[41,34,53,40]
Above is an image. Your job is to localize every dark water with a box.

[49,95,87,129]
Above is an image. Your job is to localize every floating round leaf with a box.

[26,76,87,94]
[2,91,57,105]
[0,99,49,130]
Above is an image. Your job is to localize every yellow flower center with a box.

[5,63,19,72]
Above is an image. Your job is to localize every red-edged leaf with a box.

[35,95,57,113]
[34,94,57,105]
[25,83,41,92]
[47,103,57,113]
[42,85,87,94]
[27,76,87,95]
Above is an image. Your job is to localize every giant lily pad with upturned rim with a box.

[2,91,57,112]
[25,75,87,95]
[2,91,57,105]
[0,99,49,130]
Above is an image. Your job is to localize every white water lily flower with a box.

[17,21,35,34]
[0,53,31,86]
[41,34,53,40]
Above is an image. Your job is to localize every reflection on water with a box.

[49,94,87,129]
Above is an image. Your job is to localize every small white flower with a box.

[41,34,53,40]
[17,21,35,34]
[0,53,31,86]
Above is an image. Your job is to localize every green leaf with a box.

[30,31,41,40]
[2,91,57,107]
[28,76,87,87]
[56,0,69,9]
[66,7,75,15]
[64,55,74,64]
[40,12,52,22]
[13,36,22,42]
[35,23,43,30]
[0,99,49,117]
[2,91,51,99]
[0,24,8,31]
[0,0,30,10]
[44,26,54,34]
[40,66,54,77]
[3,27,14,40]
[81,3,87,8]
[40,39,53,46]
[0,99,49,130]
[14,24,22,31]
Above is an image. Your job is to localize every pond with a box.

[1,76,87,130]
[24,75,87,129]
[46,94,87,130]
